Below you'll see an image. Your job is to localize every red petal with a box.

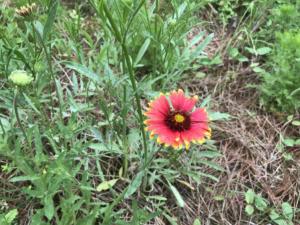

[190,108,208,123]
[169,90,197,112]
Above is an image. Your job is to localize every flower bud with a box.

[16,3,37,17]
[9,70,33,86]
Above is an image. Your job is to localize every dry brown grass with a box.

[164,25,300,224]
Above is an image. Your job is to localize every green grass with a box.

[0,0,300,224]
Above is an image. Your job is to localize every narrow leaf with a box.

[134,38,151,66]
[168,181,185,208]
[10,175,40,182]
[43,0,58,40]
[125,171,144,198]
[44,195,55,220]
[96,179,118,192]
[65,62,101,83]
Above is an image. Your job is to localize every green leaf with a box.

[193,218,201,225]
[199,160,224,171]
[256,47,272,55]
[200,95,211,108]
[209,112,231,121]
[96,179,118,192]
[43,0,58,40]
[34,126,46,166]
[33,21,44,37]
[291,120,300,126]
[269,210,288,225]
[283,138,295,147]
[197,172,219,182]
[10,175,40,182]
[245,189,255,204]
[0,117,10,134]
[189,31,205,48]
[125,170,144,198]
[282,202,293,220]
[65,62,102,83]
[237,55,249,62]
[197,150,222,158]
[213,195,224,201]
[4,209,18,223]
[254,196,268,211]
[23,93,41,115]
[245,205,254,216]
[295,139,300,145]
[163,212,178,225]
[134,38,151,66]
[168,181,185,208]
[44,195,55,220]
[228,47,239,58]
[191,33,214,59]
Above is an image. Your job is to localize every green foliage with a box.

[90,0,213,77]
[271,3,300,32]
[0,209,18,225]
[260,31,300,112]
[244,189,296,225]
[0,0,222,224]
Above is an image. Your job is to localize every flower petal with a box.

[169,89,198,112]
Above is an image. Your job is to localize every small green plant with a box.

[259,31,300,113]
[271,3,300,32]
[245,189,296,225]
[0,209,18,225]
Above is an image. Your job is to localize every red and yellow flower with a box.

[144,89,211,149]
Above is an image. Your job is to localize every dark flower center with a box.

[165,110,191,131]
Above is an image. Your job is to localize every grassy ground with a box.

[0,0,300,225]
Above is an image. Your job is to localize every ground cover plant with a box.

[0,0,300,224]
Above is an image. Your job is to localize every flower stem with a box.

[101,2,148,165]
[0,118,5,137]
[13,88,29,145]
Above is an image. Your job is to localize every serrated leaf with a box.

[245,204,254,215]
[96,179,118,192]
[245,189,255,204]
